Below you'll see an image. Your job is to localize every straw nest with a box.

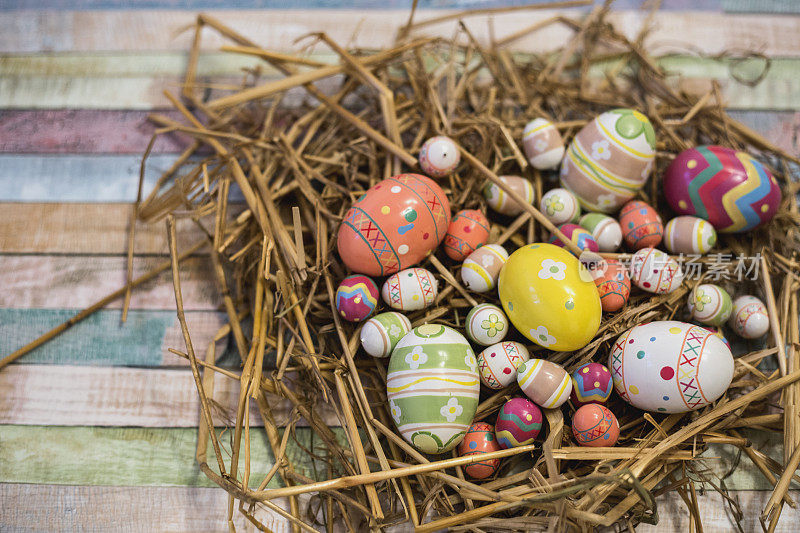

[6,1,800,531]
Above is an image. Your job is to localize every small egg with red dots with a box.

[729,295,770,339]
[477,341,530,389]
[572,404,620,447]
[570,362,613,406]
[419,136,460,178]
[540,188,580,225]
[630,247,684,294]
[381,268,438,311]
[457,422,501,479]
[443,209,490,261]
[619,200,663,250]
[466,303,509,346]
[335,274,379,322]
[589,258,630,312]
[549,223,599,255]
[495,397,542,448]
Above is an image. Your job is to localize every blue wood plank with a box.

[722,0,800,13]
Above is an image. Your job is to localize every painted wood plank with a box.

[0,203,208,254]
[0,255,220,310]
[723,0,800,13]
[728,110,800,156]
[0,484,293,533]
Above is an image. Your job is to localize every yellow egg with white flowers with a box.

[498,243,601,351]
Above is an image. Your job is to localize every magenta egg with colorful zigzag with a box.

[335,275,379,322]
[569,362,613,406]
[549,223,599,254]
[495,397,542,449]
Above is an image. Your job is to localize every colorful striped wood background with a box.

[1,1,800,531]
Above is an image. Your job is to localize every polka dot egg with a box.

[540,188,580,226]
[549,223,599,254]
[579,213,622,252]
[477,341,530,389]
[381,268,438,311]
[688,284,732,326]
[419,136,460,178]
[729,295,770,339]
[461,244,508,293]
[360,312,412,358]
[664,216,717,255]
[466,303,509,346]
[495,397,542,448]
[484,175,534,216]
[619,200,663,250]
[443,209,490,261]
[569,362,613,406]
[572,404,620,447]
[630,247,684,294]
[456,422,501,479]
[335,274,379,322]
[590,259,630,312]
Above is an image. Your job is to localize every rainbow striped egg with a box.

[495,397,542,448]
[549,223,599,254]
[335,275,379,322]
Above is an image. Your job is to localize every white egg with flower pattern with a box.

[466,303,509,346]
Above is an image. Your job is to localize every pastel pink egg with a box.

[419,136,460,178]
[569,362,613,406]
[443,209,490,261]
[495,397,542,449]
[457,422,501,479]
[619,200,663,250]
[335,275,379,322]
[549,223,599,254]
[572,404,619,447]
[590,259,630,312]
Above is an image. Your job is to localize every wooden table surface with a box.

[2,1,800,531]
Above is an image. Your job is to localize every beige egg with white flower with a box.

[460,244,509,293]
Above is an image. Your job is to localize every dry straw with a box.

[4,0,800,531]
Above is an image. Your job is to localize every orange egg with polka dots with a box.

[443,209,490,261]
[457,422,501,479]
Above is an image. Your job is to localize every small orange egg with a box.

[619,200,663,250]
[590,259,630,312]
[572,404,619,447]
[457,422,501,478]
[443,209,490,261]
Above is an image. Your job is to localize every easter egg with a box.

[619,200,663,250]
[466,303,509,346]
[579,213,622,252]
[630,247,684,294]
[495,397,543,448]
[591,259,630,312]
[498,243,601,351]
[572,404,619,447]
[702,325,732,350]
[523,118,565,170]
[443,209,490,261]
[419,136,460,178]
[381,268,438,311]
[729,295,770,339]
[338,173,451,277]
[457,422,501,478]
[335,275,379,322]
[484,176,534,216]
[549,223,599,254]
[664,216,717,255]
[560,109,656,213]
[360,312,412,358]
[517,359,572,409]
[609,321,734,413]
[477,341,530,389]
[663,145,781,233]
[461,244,509,293]
[541,188,580,225]
[688,284,732,326]
[570,362,613,406]
[387,324,480,454]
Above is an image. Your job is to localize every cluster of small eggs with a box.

[333,107,778,478]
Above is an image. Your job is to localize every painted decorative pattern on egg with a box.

[579,213,622,252]
[443,209,490,261]
[572,404,619,447]
[335,275,379,322]
[541,188,580,225]
[729,295,770,339]
[461,244,509,293]
[549,223,599,254]
[688,284,732,326]
[360,312,412,358]
[664,216,717,255]
[517,359,572,409]
[630,247,684,294]
[570,362,613,406]
[523,118,565,170]
[484,176,535,216]
[387,324,480,454]
[419,136,461,178]
[560,109,656,213]
[466,303,509,346]
[381,268,438,311]
[701,325,732,349]
[619,200,663,250]
[338,173,451,277]
[495,397,542,448]
[457,422,501,479]
[591,259,630,312]
[663,145,781,233]
[477,341,530,389]
[609,321,734,413]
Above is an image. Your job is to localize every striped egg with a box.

[457,422,501,478]
[460,244,509,293]
[540,188,580,225]
[579,213,622,252]
[495,397,543,448]
[630,247,684,294]
[387,324,480,454]
[419,136,460,178]
[335,275,379,322]
[466,303,509,346]
[560,109,655,213]
[484,176,535,216]
[572,404,619,447]
[381,268,438,311]
[360,312,412,358]
[549,223,599,254]
[619,200,663,250]
[688,284,732,326]
[523,118,565,170]
[591,259,630,312]
[569,362,613,406]
[443,209,490,261]
[729,295,770,339]
[516,359,572,409]
[664,216,717,255]
[477,341,530,389]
